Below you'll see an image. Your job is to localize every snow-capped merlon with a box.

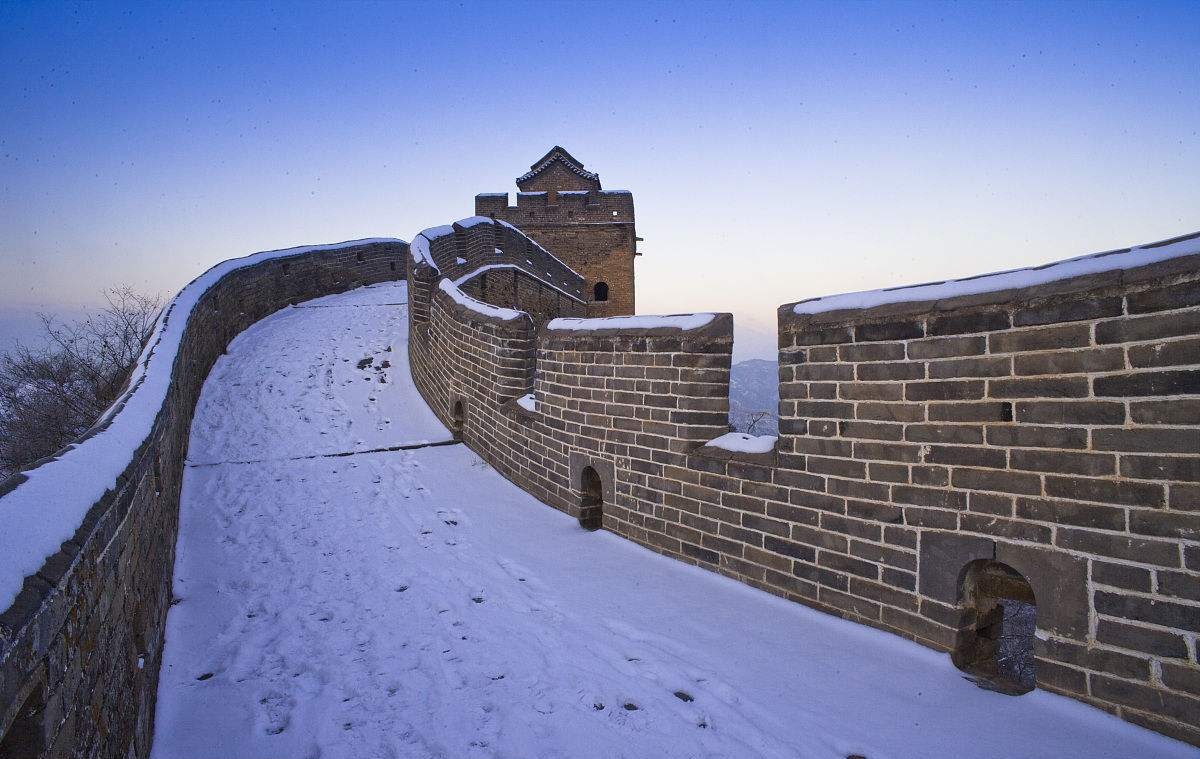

[704,432,778,454]
[438,279,523,321]
[0,237,405,612]
[547,313,716,331]
[793,231,1200,315]
[410,235,435,268]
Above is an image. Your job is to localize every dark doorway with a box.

[592,282,609,302]
[450,400,464,441]
[952,560,1037,695]
[579,466,603,531]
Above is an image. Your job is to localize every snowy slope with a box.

[186,282,450,464]
[151,285,1193,759]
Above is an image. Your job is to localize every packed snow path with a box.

[152,282,1192,759]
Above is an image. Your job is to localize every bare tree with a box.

[745,410,773,435]
[0,286,162,478]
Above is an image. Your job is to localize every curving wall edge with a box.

[410,221,1200,747]
[0,238,408,758]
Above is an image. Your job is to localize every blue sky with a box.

[2,0,1198,359]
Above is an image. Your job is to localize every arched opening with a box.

[579,466,603,531]
[592,281,609,302]
[952,560,1037,695]
[0,681,46,758]
[450,400,464,441]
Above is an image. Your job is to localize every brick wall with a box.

[771,253,1200,742]
[408,219,1200,747]
[414,216,586,310]
[475,190,637,317]
[0,240,408,758]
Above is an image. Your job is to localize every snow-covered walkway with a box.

[152,282,1193,759]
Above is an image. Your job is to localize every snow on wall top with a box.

[437,278,524,321]
[0,238,405,612]
[547,313,716,332]
[516,393,537,412]
[705,432,778,454]
[793,231,1200,316]
[409,235,438,269]
[457,216,495,229]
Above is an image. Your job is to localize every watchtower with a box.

[475,147,639,317]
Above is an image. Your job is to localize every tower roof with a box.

[516,146,601,191]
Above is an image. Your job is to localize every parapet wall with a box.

[409,223,1200,747]
[0,239,407,758]
[412,216,585,323]
[475,189,635,227]
[772,234,1200,743]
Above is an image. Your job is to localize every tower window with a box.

[593,282,609,302]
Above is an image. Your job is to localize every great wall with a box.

[1,148,1197,756]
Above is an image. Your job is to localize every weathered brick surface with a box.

[412,219,1200,746]
[414,216,586,322]
[0,241,407,758]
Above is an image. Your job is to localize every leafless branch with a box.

[0,286,162,476]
